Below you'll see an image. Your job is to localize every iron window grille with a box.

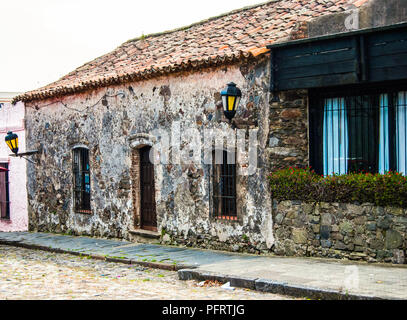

[211,150,237,220]
[73,148,91,213]
[309,82,407,175]
[0,163,10,219]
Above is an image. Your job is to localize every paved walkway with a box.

[0,231,406,300]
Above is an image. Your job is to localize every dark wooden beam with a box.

[360,35,368,82]
[269,49,279,102]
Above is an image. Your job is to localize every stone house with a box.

[13,0,407,261]
[0,93,28,231]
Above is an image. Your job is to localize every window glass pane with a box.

[323,98,348,175]
[379,94,390,174]
[396,91,407,175]
[74,172,81,190]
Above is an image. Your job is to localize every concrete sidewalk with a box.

[0,231,406,300]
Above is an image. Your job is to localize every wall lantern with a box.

[221,82,242,122]
[5,131,18,155]
[5,131,38,163]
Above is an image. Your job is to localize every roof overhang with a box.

[266,22,407,93]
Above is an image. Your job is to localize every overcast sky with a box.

[0,0,263,93]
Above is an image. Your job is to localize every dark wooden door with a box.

[140,146,157,231]
[0,163,9,219]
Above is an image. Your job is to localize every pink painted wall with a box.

[0,101,28,231]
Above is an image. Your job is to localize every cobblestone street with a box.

[0,245,293,300]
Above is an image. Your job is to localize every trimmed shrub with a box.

[268,167,407,208]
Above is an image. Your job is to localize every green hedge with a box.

[268,167,407,208]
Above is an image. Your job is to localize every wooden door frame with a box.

[0,163,10,220]
[129,133,159,232]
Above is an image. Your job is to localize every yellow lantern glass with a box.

[228,96,235,111]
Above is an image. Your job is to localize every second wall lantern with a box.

[221,82,242,122]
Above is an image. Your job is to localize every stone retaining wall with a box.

[272,200,407,264]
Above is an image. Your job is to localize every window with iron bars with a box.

[309,83,407,175]
[212,150,237,220]
[73,148,91,213]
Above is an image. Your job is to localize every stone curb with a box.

[0,239,195,272]
[177,269,387,300]
[254,278,383,300]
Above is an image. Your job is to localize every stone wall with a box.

[272,200,407,264]
[266,90,309,172]
[24,56,281,252]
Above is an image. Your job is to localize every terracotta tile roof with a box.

[15,0,364,104]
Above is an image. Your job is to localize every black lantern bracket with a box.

[9,150,39,164]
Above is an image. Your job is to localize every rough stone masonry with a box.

[272,200,407,264]
[25,56,299,254]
